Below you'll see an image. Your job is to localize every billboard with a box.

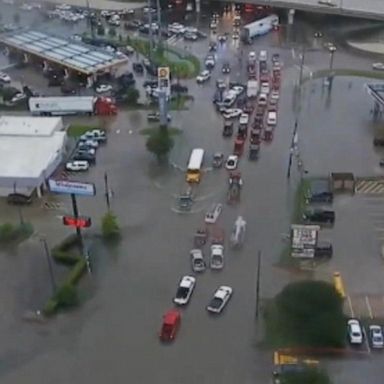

[48,179,96,196]
[158,66,170,97]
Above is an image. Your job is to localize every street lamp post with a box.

[40,237,56,295]
[327,46,336,89]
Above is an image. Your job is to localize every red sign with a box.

[62,216,91,228]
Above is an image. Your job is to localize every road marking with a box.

[347,295,354,317]
[365,296,374,319]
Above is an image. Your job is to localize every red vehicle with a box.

[159,309,181,342]
[233,137,245,156]
[228,172,243,204]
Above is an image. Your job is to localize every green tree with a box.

[266,280,346,348]
[146,127,174,162]
[108,27,117,38]
[13,13,20,24]
[101,212,120,240]
[279,368,331,384]
[55,284,78,308]
[125,87,139,105]
[97,25,105,36]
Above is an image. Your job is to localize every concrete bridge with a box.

[215,0,384,21]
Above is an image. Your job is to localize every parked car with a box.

[78,139,99,149]
[212,152,224,168]
[372,62,384,71]
[133,62,144,73]
[96,84,113,93]
[230,85,245,96]
[314,242,333,258]
[7,193,32,205]
[190,249,206,272]
[222,108,242,119]
[205,203,223,224]
[347,319,363,345]
[196,70,211,83]
[210,244,224,270]
[147,112,171,122]
[206,286,232,313]
[369,325,384,348]
[222,121,234,137]
[173,275,196,305]
[73,151,96,164]
[82,130,107,143]
[225,155,239,170]
[0,72,11,83]
[65,160,89,172]
[303,209,335,224]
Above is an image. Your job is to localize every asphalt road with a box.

[0,5,384,384]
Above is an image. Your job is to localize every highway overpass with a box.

[218,0,384,21]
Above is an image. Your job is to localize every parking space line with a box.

[363,327,371,354]
[347,295,354,318]
[365,296,374,319]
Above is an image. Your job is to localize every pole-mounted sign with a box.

[48,179,96,196]
[158,66,170,97]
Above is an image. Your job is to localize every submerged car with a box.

[173,275,196,305]
[206,286,232,313]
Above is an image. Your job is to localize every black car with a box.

[272,53,280,63]
[222,121,233,137]
[143,79,158,89]
[302,209,335,224]
[171,83,188,94]
[133,62,144,73]
[306,191,333,203]
[73,151,96,164]
[209,42,217,52]
[222,63,231,74]
[315,242,333,258]
[7,193,32,205]
[249,144,260,160]
[374,138,384,146]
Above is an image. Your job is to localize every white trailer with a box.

[241,14,279,43]
[247,80,259,98]
[29,96,95,116]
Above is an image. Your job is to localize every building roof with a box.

[0,116,63,137]
[0,116,66,179]
[0,30,128,75]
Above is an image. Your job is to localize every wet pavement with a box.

[0,4,384,384]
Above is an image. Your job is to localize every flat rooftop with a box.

[0,116,66,178]
[0,116,63,137]
[0,30,128,75]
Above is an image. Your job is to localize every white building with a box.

[0,116,66,197]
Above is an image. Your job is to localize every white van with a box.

[267,111,277,126]
[259,50,267,62]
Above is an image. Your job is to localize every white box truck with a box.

[28,96,117,116]
[247,80,259,98]
[241,14,279,43]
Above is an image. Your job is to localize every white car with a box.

[318,0,336,6]
[369,325,384,348]
[222,108,242,119]
[230,85,245,96]
[207,286,232,313]
[173,275,196,305]
[239,113,249,126]
[205,203,223,224]
[347,319,363,345]
[205,56,216,68]
[225,155,239,170]
[96,84,113,93]
[258,93,268,106]
[210,244,224,270]
[372,62,384,71]
[0,72,11,83]
[79,139,99,148]
[191,249,206,272]
[196,70,211,83]
[260,82,270,95]
[271,90,280,101]
[65,160,89,172]
[10,93,26,103]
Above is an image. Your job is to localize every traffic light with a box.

[62,216,91,228]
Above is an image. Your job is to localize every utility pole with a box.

[156,0,161,47]
[327,46,336,90]
[255,251,262,319]
[148,0,153,60]
[104,172,111,211]
[86,0,95,39]
[40,237,57,295]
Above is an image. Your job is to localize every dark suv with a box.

[315,242,333,258]
[303,209,335,224]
